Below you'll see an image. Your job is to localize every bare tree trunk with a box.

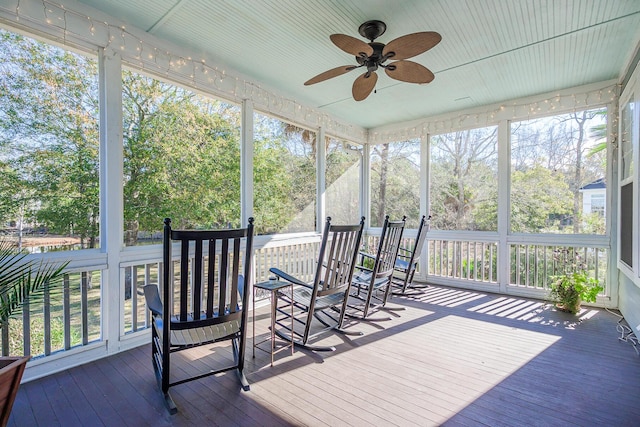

[17,205,24,251]
[87,214,98,248]
[125,220,139,246]
[456,173,466,229]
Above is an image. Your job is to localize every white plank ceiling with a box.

[75,0,640,129]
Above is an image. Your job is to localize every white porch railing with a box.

[0,249,106,358]
[508,243,608,291]
[427,239,499,284]
[2,230,611,380]
[118,233,323,337]
[1,269,103,357]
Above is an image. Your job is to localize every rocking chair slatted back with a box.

[373,216,407,281]
[392,214,430,294]
[318,222,365,298]
[168,226,248,330]
[347,215,406,319]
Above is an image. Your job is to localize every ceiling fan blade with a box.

[304,66,357,85]
[382,31,441,60]
[352,72,378,101]
[384,60,435,84]
[330,34,374,57]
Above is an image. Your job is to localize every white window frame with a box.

[618,64,640,283]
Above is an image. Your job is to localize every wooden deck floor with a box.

[9,285,640,426]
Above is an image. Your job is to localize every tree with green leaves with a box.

[253,117,315,234]
[370,141,421,228]
[0,29,100,248]
[122,72,242,243]
[430,127,498,231]
[510,166,573,232]
[510,109,606,234]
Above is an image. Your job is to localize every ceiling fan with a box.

[304,20,441,101]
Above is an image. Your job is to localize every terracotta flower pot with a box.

[555,298,581,314]
[0,356,29,427]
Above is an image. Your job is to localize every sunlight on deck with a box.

[244,306,561,426]
[374,315,561,424]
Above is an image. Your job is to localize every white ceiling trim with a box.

[368,80,618,144]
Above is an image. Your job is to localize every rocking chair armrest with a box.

[354,264,373,273]
[143,284,164,317]
[397,247,412,256]
[358,251,376,261]
[269,267,311,288]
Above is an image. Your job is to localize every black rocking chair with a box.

[348,215,406,320]
[392,214,430,295]
[268,216,365,351]
[143,217,254,414]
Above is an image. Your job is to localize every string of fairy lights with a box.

[3,0,621,145]
[369,85,619,144]
[6,0,367,142]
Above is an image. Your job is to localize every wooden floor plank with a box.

[39,372,83,426]
[53,370,104,427]
[70,363,130,427]
[23,376,61,426]
[8,284,640,426]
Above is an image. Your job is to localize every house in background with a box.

[580,177,606,217]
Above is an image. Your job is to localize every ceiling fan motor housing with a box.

[358,20,387,41]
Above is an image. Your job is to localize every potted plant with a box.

[548,248,603,314]
[0,241,68,426]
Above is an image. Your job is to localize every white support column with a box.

[497,119,510,293]
[419,133,430,279]
[606,101,619,305]
[361,143,371,228]
[241,99,254,225]
[99,49,123,353]
[316,126,326,232]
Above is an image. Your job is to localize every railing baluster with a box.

[81,271,89,346]
[595,247,600,284]
[446,241,450,276]
[532,245,536,287]
[23,299,30,356]
[465,241,470,279]
[523,245,528,287]
[458,241,462,278]
[44,282,51,356]
[516,245,520,285]
[1,323,8,356]
[493,243,497,282]
[64,274,71,350]
[145,264,152,328]
[132,265,138,332]
[474,242,478,281]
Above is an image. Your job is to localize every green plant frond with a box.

[0,241,69,327]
